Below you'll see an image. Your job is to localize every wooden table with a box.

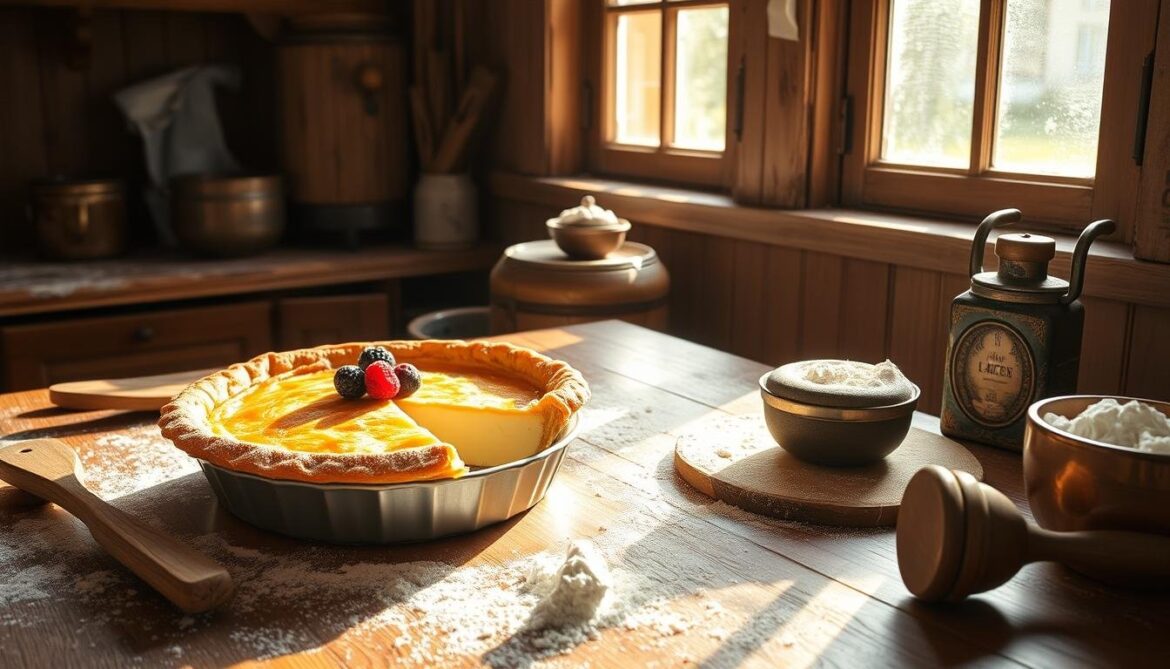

[0,320,1165,667]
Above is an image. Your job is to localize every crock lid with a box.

[502,240,657,272]
[763,359,916,408]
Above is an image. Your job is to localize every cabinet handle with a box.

[133,326,155,343]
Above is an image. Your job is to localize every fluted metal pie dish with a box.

[199,416,579,544]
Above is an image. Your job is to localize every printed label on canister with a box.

[950,321,1036,428]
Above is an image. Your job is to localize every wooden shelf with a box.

[0,0,383,14]
[0,244,502,318]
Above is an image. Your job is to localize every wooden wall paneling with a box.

[164,11,208,67]
[729,239,768,361]
[836,258,891,362]
[479,0,547,175]
[546,0,582,175]
[1077,297,1131,395]
[121,11,169,82]
[0,9,48,253]
[35,10,90,177]
[277,294,390,349]
[665,229,704,343]
[759,0,813,207]
[86,11,133,181]
[761,245,803,365]
[888,267,945,411]
[730,0,767,204]
[1134,0,1170,261]
[798,251,842,359]
[696,234,738,351]
[1124,306,1170,400]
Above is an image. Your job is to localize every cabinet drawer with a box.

[277,294,390,349]
[1,302,272,390]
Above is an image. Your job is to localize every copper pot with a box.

[1024,395,1170,536]
[171,174,285,257]
[31,178,127,260]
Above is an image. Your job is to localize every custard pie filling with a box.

[159,340,590,484]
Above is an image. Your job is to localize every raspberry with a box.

[358,346,395,370]
[364,360,400,399]
[333,365,366,399]
[394,363,422,398]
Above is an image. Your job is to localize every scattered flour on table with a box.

[86,425,201,499]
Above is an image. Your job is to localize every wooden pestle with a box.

[0,439,234,613]
[897,465,1170,602]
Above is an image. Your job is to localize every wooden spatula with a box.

[48,368,215,412]
[0,438,234,613]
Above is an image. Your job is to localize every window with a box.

[843,0,1153,233]
[590,0,733,186]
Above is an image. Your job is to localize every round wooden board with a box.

[674,414,983,527]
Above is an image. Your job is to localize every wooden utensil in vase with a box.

[0,439,233,613]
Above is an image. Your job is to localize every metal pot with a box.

[30,178,127,260]
[171,174,285,257]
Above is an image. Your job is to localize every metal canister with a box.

[171,174,285,257]
[940,209,1115,450]
[490,240,670,334]
[30,178,127,260]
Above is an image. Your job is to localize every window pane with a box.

[993,0,1109,177]
[882,0,980,168]
[614,11,662,147]
[673,5,729,151]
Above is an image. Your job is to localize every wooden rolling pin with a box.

[897,465,1170,602]
[0,439,233,613]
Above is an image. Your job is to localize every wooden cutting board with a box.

[48,368,215,412]
[675,415,982,527]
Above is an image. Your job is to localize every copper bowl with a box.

[546,218,631,260]
[1024,395,1170,536]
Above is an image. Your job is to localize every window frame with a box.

[841,0,1154,237]
[586,0,737,188]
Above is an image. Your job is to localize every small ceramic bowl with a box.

[547,218,631,260]
[1024,395,1170,536]
[758,374,920,467]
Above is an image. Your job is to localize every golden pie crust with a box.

[158,340,590,485]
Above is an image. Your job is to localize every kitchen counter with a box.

[0,244,502,318]
[1,320,1166,667]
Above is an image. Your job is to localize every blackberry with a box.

[333,365,366,399]
[358,346,395,370]
[394,363,423,398]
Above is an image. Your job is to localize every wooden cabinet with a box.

[276,294,390,349]
[1,302,271,390]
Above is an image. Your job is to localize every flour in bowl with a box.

[1044,398,1170,454]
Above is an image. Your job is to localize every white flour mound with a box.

[1045,398,1170,454]
[525,540,611,629]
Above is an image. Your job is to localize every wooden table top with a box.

[0,244,502,318]
[0,320,1165,667]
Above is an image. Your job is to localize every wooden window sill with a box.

[488,172,1170,309]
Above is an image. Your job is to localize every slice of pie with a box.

[158,340,589,485]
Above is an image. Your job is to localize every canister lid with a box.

[995,233,1055,263]
[501,240,657,273]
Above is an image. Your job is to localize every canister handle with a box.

[1062,219,1116,305]
[969,208,1022,278]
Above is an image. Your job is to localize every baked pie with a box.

[158,340,589,485]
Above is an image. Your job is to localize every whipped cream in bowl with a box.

[546,195,631,259]
[548,195,626,228]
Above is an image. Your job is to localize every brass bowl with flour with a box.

[759,360,919,467]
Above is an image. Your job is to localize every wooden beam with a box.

[1134,0,1170,262]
